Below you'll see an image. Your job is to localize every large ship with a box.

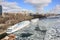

[6,21,30,34]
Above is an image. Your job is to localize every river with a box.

[1,16,60,40]
[13,16,60,40]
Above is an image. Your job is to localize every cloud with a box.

[2,2,20,9]
[0,0,3,2]
[50,5,60,14]
[0,1,22,13]
[25,0,51,4]
[24,0,52,13]
[0,0,5,4]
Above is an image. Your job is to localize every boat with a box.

[6,21,30,34]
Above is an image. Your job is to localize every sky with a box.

[1,0,60,13]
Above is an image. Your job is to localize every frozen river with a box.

[13,16,60,40]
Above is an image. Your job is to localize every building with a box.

[0,5,2,15]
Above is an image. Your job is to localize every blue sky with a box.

[6,0,60,12]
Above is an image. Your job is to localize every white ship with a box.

[6,21,30,34]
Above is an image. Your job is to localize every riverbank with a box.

[0,13,47,35]
[0,13,33,34]
[0,18,44,40]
